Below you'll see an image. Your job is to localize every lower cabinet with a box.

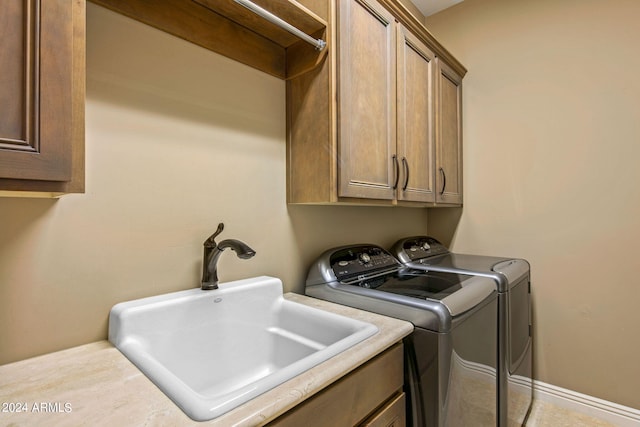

[360,392,406,427]
[267,343,405,427]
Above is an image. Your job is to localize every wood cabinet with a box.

[0,0,85,196]
[435,59,463,205]
[287,0,466,206]
[267,343,405,427]
[338,1,436,204]
[361,392,406,427]
[337,0,397,201]
[0,0,459,202]
[396,23,436,204]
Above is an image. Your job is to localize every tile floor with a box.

[525,400,619,427]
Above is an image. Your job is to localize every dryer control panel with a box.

[394,236,449,262]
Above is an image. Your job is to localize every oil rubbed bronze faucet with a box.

[201,223,256,290]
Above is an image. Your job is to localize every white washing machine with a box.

[392,236,533,427]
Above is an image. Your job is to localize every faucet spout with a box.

[217,239,256,259]
[201,224,256,290]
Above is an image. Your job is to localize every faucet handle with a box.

[204,223,225,248]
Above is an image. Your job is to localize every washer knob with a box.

[359,253,371,264]
[422,242,431,250]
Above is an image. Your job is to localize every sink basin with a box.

[108,276,378,421]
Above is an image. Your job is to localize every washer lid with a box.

[349,270,495,316]
[356,270,468,299]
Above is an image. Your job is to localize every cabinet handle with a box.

[402,157,409,191]
[392,155,400,189]
[439,167,446,195]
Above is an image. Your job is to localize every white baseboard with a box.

[533,380,640,426]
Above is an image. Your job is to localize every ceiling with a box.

[411,0,464,16]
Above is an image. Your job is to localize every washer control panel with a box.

[330,245,400,281]
[398,236,449,261]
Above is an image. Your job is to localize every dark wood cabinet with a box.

[0,0,85,196]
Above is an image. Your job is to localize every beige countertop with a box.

[0,293,413,427]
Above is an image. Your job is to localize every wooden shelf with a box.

[194,0,325,48]
[90,0,328,79]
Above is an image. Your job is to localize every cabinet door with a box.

[0,0,84,192]
[338,0,396,200]
[435,59,462,205]
[267,344,404,427]
[396,24,435,203]
[360,392,406,427]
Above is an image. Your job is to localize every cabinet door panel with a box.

[1,0,38,153]
[435,60,462,205]
[360,392,406,427]
[397,25,434,203]
[0,0,73,182]
[268,344,404,427]
[338,0,396,200]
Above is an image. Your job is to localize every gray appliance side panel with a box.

[446,295,499,427]
[506,276,533,426]
[403,328,445,427]
[496,273,533,426]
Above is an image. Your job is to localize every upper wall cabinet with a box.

[397,23,437,204]
[337,0,397,201]
[0,0,85,196]
[287,0,466,207]
[336,0,436,203]
[435,59,463,205]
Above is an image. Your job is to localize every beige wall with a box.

[0,4,429,365]
[426,0,640,409]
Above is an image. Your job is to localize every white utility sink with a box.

[108,276,378,421]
